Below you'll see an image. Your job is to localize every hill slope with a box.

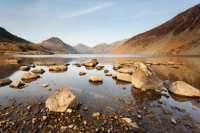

[74,43,91,54]
[0,27,46,53]
[39,37,78,54]
[113,4,200,55]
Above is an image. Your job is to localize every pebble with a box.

[68,124,74,128]
[42,116,47,121]
[92,112,100,118]
[67,108,73,113]
[32,118,36,124]
[171,117,176,125]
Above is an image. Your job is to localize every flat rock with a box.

[0,78,12,87]
[169,81,200,97]
[21,72,40,82]
[117,73,132,82]
[45,88,77,112]
[31,68,45,74]
[9,80,25,89]
[49,65,67,72]
[89,76,103,83]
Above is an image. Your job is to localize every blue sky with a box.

[0,0,199,46]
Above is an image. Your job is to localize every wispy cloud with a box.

[59,2,114,19]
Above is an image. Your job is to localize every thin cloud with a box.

[59,2,114,19]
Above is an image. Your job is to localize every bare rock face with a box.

[84,59,99,67]
[0,78,12,87]
[49,65,67,72]
[20,66,30,71]
[116,73,132,83]
[89,76,103,83]
[9,80,25,89]
[45,89,77,112]
[31,68,45,74]
[21,72,40,82]
[169,81,200,97]
[131,62,162,91]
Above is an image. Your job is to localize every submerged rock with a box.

[169,81,200,97]
[132,62,162,91]
[31,68,45,74]
[89,76,103,83]
[0,78,12,87]
[117,73,132,83]
[9,80,25,89]
[21,72,40,82]
[45,88,77,112]
[49,65,67,72]
[20,66,30,71]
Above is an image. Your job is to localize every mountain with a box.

[112,4,200,55]
[88,39,128,54]
[74,43,91,53]
[0,27,47,53]
[39,37,78,54]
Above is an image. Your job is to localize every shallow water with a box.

[0,55,200,132]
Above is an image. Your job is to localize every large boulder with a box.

[21,72,40,82]
[131,62,162,91]
[49,65,67,72]
[45,89,77,112]
[116,73,132,83]
[20,66,30,71]
[84,59,98,67]
[31,68,45,74]
[0,78,12,87]
[169,81,200,97]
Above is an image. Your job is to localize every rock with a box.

[66,108,73,113]
[105,72,112,76]
[31,68,45,74]
[171,117,176,124]
[169,81,200,97]
[113,64,122,70]
[9,81,25,88]
[92,112,100,117]
[42,116,47,121]
[42,84,49,88]
[0,78,12,87]
[96,66,104,70]
[21,72,40,82]
[84,59,98,67]
[45,88,77,112]
[89,76,103,83]
[74,63,81,67]
[112,73,117,79]
[121,117,139,129]
[20,66,30,71]
[116,73,132,82]
[104,69,109,73]
[117,68,134,74]
[132,62,162,91]
[79,72,86,76]
[32,118,36,124]
[49,65,68,72]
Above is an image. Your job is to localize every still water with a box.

[0,55,200,132]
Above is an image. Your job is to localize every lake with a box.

[0,54,199,132]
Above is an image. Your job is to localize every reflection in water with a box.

[0,56,199,130]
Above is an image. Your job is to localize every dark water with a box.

[0,55,200,132]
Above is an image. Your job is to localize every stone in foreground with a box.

[9,81,25,89]
[45,89,77,112]
[31,68,45,74]
[169,81,200,97]
[0,78,12,87]
[89,76,103,83]
[21,72,40,82]
[49,65,67,72]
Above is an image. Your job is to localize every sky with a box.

[0,0,199,46]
